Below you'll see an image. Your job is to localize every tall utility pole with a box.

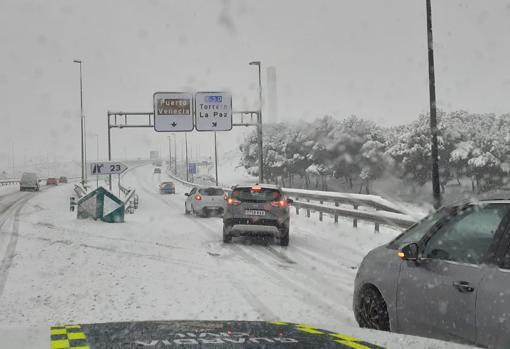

[185,132,189,182]
[167,136,172,172]
[46,151,49,177]
[73,59,86,186]
[95,134,99,188]
[250,61,264,183]
[214,132,219,186]
[425,0,441,208]
[10,142,14,178]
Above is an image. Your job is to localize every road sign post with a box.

[153,92,194,132]
[195,92,232,131]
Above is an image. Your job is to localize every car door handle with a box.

[452,281,475,293]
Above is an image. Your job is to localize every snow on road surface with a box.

[0,165,473,348]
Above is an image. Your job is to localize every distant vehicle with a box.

[46,178,58,185]
[353,197,510,348]
[58,176,68,183]
[159,181,175,194]
[153,168,161,174]
[222,184,293,246]
[185,186,226,217]
[19,172,39,191]
[152,160,162,167]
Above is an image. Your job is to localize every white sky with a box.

[0,0,509,165]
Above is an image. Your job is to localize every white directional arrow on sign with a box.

[103,195,122,216]
[90,162,128,175]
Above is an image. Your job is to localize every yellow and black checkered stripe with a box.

[272,322,385,349]
[50,325,90,349]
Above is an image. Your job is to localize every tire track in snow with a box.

[176,203,355,321]
[0,195,32,298]
[291,245,357,272]
[130,168,282,321]
[134,168,354,321]
[257,246,354,294]
[228,242,354,324]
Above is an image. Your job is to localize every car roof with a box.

[196,186,224,190]
[232,183,282,190]
[443,192,510,208]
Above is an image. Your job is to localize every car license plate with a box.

[245,210,266,216]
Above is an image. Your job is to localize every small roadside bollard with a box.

[69,196,76,212]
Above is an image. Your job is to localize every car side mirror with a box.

[184,193,189,196]
[398,243,419,261]
[287,198,294,205]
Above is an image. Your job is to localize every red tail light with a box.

[224,193,228,200]
[227,197,241,206]
[251,185,262,192]
[271,200,288,208]
[194,194,202,201]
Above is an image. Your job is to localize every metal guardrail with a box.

[1,176,81,187]
[166,170,418,231]
[282,188,403,213]
[292,200,416,230]
[1,178,49,186]
[282,188,417,231]
[0,179,20,186]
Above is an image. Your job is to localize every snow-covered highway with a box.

[0,165,472,348]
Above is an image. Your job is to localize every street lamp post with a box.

[73,59,86,187]
[425,0,441,208]
[249,61,264,184]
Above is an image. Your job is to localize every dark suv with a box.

[222,184,293,246]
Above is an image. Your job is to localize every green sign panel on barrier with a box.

[77,187,125,223]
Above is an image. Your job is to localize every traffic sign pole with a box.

[185,133,189,182]
[214,132,218,186]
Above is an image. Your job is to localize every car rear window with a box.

[21,173,37,181]
[231,188,281,203]
[199,188,224,196]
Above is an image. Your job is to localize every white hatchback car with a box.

[185,186,226,217]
